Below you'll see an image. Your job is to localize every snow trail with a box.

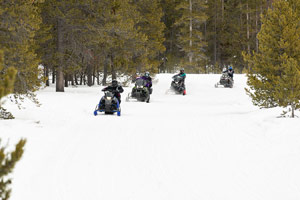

[1,74,300,200]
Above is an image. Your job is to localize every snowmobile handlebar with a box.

[172,75,183,81]
[102,88,119,93]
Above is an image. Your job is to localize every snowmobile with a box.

[94,90,121,116]
[166,75,186,95]
[215,73,234,88]
[126,78,151,103]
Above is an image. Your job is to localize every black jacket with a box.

[102,85,124,97]
[225,69,234,77]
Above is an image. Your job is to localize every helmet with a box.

[144,71,150,77]
[229,66,233,70]
[112,80,118,87]
[180,68,184,73]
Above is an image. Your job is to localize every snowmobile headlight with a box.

[107,97,112,100]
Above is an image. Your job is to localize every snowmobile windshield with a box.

[173,75,183,82]
[221,73,229,79]
[135,78,146,87]
[222,71,228,75]
[105,91,114,98]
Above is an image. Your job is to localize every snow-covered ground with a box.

[1,74,300,200]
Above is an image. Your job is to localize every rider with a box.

[140,71,152,94]
[102,80,124,104]
[172,68,186,95]
[174,68,186,87]
[226,66,234,79]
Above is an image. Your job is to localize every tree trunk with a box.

[111,55,116,80]
[74,74,79,85]
[102,60,108,86]
[189,0,193,63]
[71,74,74,86]
[87,64,93,86]
[92,66,96,86]
[56,18,64,92]
[97,72,100,85]
[255,1,259,52]
[291,103,295,118]
[239,0,243,49]
[52,67,56,84]
[213,0,217,67]
[83,75,86,85]
[204,20,207,42]
[80,74,83,85]
[64,73,68,87]
[45,65,49,86]
[246,2,250,55]
[163,53,166,73]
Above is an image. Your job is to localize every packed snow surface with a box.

[1,74,300,200]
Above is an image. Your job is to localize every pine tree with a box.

[244,0,300,117]
[159,0,182,73]
[35,1,55,87]
[276,57,300,117]
[39,0,150,87]
[175,0,207,72]
[0,139,26,200]
[0,50,17,119]
[134,0,166,74]
[0,51,16,102]
[98,0,148,80]
[203,0,268,73]
[0,1,44,107]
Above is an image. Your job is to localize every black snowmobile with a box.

[215,73,234,88]
[94,90,121,116]
[126,78,151,103]
[168,75,186,95]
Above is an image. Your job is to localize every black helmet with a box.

[112,80,118,87]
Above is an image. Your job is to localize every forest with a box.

[0,0,274,93]
[2,1,300,199]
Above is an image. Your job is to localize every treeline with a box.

[1,0,272,91]
[37,0,167,92]
[1,0,274,96]
[161,0,273,73]
[204,0,272,73]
